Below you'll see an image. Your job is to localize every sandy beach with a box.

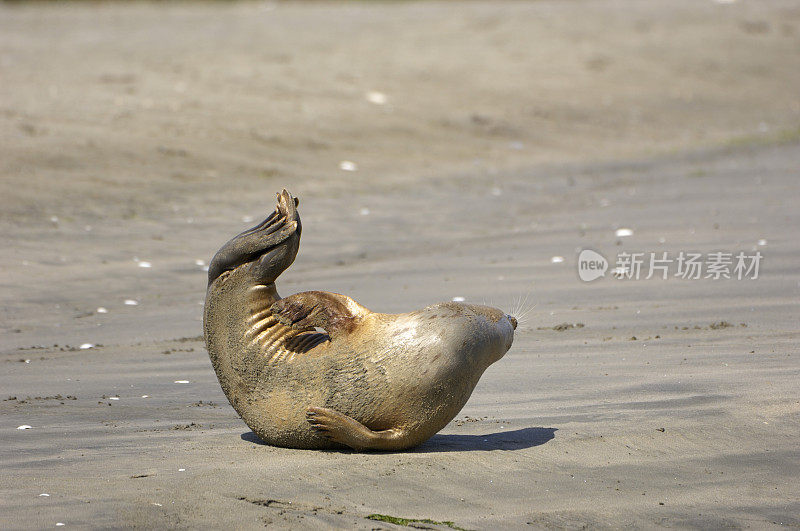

[1,1,799,528]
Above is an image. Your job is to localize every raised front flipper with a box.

[207,189,301,285]
[306,407,408,451]
[270,291,368,340]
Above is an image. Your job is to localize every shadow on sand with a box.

[240,427,556,453]
[415,427,557,453]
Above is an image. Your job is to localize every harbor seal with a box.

[203,190,516,451]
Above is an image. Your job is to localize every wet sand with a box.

[1,1,799,529]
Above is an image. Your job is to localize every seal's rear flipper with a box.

[207,190,301,285]
[306,406,407,451]
[270,291,367,340]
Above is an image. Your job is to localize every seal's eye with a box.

[508,315,517,330]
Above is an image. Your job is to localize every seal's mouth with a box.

[508,315,518,330]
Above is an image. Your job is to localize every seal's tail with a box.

[207,190,301,286]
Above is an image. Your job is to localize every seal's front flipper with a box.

[270,291,368,340]
[207,190,301,285]
[306,406,406,451]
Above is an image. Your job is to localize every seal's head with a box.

[467,303,516,364]
[430,303,515,369]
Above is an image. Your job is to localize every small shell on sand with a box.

[365,91,387,105]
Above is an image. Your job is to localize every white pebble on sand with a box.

[17,425,32,430]
[96,307,108,314]
[39,493,50,497]
[141,395,149,398]
[359,208,370,216]
[757,239,767,246]
[339,160,358,171]
[79,343,94,350]
[451,296,466,302]
[195,259,205,266]
[109,397,120,401]
[365,91,387,105]
[138,261,152,268]
[178,468,186,472]
[551,256,565,263]
[174,380,190,384]
[124,300,139,306]
[615,228,633,237]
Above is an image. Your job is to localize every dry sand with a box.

[1,1,799,529]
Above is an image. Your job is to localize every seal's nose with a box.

[508,315,518,330]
